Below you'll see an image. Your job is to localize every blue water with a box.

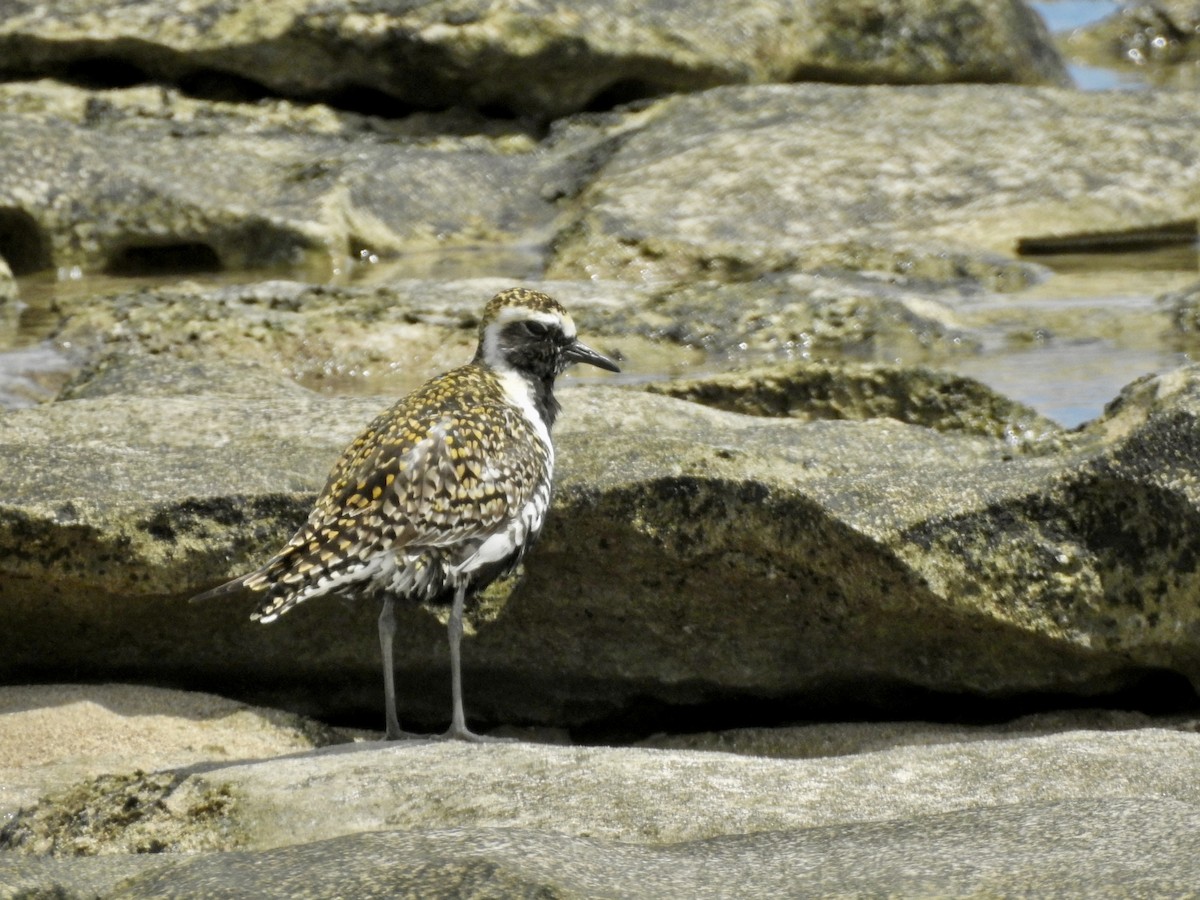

[1030,1,1119,33]
[1030,2,1148,91]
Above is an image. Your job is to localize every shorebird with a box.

[194,288,619,740]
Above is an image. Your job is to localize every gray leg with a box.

[445,582,472,738]
[439,583,511,743]
[378,594,405,740]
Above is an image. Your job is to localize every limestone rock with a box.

[3,76,1187,287]
[547,83,1200,288]
[1162,278,1200,340]
[42,277,972,396]
[4,362,1200,728]
[644,361,1061,447]
[0,254,14,302]
[0,0,1067,122]
[0,684,348,821]
[4,719,1200,896]
[0,78,572,276]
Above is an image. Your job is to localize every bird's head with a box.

[475,288,620,381]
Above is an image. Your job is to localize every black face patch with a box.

[497,319,570,380]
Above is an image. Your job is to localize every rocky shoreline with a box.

[3,0,1200,896]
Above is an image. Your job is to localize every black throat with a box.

[528,371,561,430]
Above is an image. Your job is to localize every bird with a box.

[193,288,620,741]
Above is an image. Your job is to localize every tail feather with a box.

[193,540,384,623]
[190,573,253,604]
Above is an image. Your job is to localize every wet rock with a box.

[1161,278,1200,340]
[4,717,1200,896]
[0,0,1066,122]
[644,361,1061,447]
[42,277,972,396]
[547,83,1200,288]
[1061,0,1200,88]
[4,363,1200,727]
[56,354,314,401]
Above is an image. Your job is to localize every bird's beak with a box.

[563,339,620,373]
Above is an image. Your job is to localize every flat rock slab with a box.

[1,78,1190,285]
[4,802,1194,899]
[548,83,1200,287]
[4,717,1200,897]
[0,684,346,819]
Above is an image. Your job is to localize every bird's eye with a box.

[524,320,550,337]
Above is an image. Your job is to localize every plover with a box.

[194,288,619,740]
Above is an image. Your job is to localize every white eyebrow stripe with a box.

[493,307,563,328]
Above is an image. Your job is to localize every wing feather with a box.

[192,365,551,620]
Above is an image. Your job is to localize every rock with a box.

[0,0,1067,121]
[42,276,972,396]
[4,715,1200,896]
[0,76,1185,286]
[1162,278,1200,339]
[546,83,1200,288]
[102,802,1200,898]
[1061,0,1200,89]
[0,684,349,823]
[0,82,566,276]
[8,800,1200,898]
[644,361,1061,447]
[56,354,314,401]
[5,360,1200,729]
[0,254,14,302]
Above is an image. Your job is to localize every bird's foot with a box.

[435,724,518,744]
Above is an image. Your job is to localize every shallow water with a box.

[945,251,1197,427]
[4,246,1197,428]
[1030,0,1150,90]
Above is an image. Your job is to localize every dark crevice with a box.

[0,51,565,124]
[244,667,1200,743]
[1017,219,1198,255]
[583,78,664,113]
[321,84,423,119]
[60,55,152,90]
[475,100,522,121]
[176,68,273,104]
[0,207,52,275]
[564,669,1200,745]
[105,242,222,276]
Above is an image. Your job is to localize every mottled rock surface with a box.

[0,684,348,821]
[40,276,972,397]
[4,360,1200,729]
[645,361,1061,446]
[0,84,563,276]
[0,0,1067,121]
[547,84,1200,287]
[3,700,1200,897]
[0,75,1193,285]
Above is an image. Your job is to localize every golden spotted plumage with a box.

[244,364,551,621]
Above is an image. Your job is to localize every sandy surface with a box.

[0,683,345,817]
